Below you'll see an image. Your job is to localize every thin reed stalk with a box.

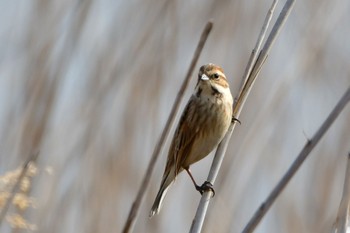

[242,87,350,233]
[189,0,297,232]
[332,153,350,233]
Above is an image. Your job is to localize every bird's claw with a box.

[196,181,215,197]
[232,116,241,124]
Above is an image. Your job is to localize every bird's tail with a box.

[149,168,175,217]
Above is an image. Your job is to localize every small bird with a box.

[149,63,234,217]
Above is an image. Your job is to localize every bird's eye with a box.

[213,73,220,79]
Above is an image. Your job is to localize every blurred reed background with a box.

[0,0,349,232]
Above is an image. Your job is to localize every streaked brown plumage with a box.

[149,63,233,217]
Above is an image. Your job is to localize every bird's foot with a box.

[195,181,215,197]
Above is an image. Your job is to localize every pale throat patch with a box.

[211,82,229,95]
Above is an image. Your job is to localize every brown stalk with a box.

[122,21,213,233]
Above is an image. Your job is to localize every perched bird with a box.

[149,63,234,217]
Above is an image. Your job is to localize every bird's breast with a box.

[183,95,232,167]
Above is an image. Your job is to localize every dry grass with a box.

[0,1,349,233]
[0,162,38,231]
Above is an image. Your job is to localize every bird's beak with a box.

[201,74,209,81]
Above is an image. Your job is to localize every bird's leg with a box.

[184,167,215,197]
[184,167,200,189]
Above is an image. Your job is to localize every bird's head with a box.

[196,63,230,98]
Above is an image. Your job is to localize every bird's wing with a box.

[166,96,200,176]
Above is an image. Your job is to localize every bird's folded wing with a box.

[167,96,200,175]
